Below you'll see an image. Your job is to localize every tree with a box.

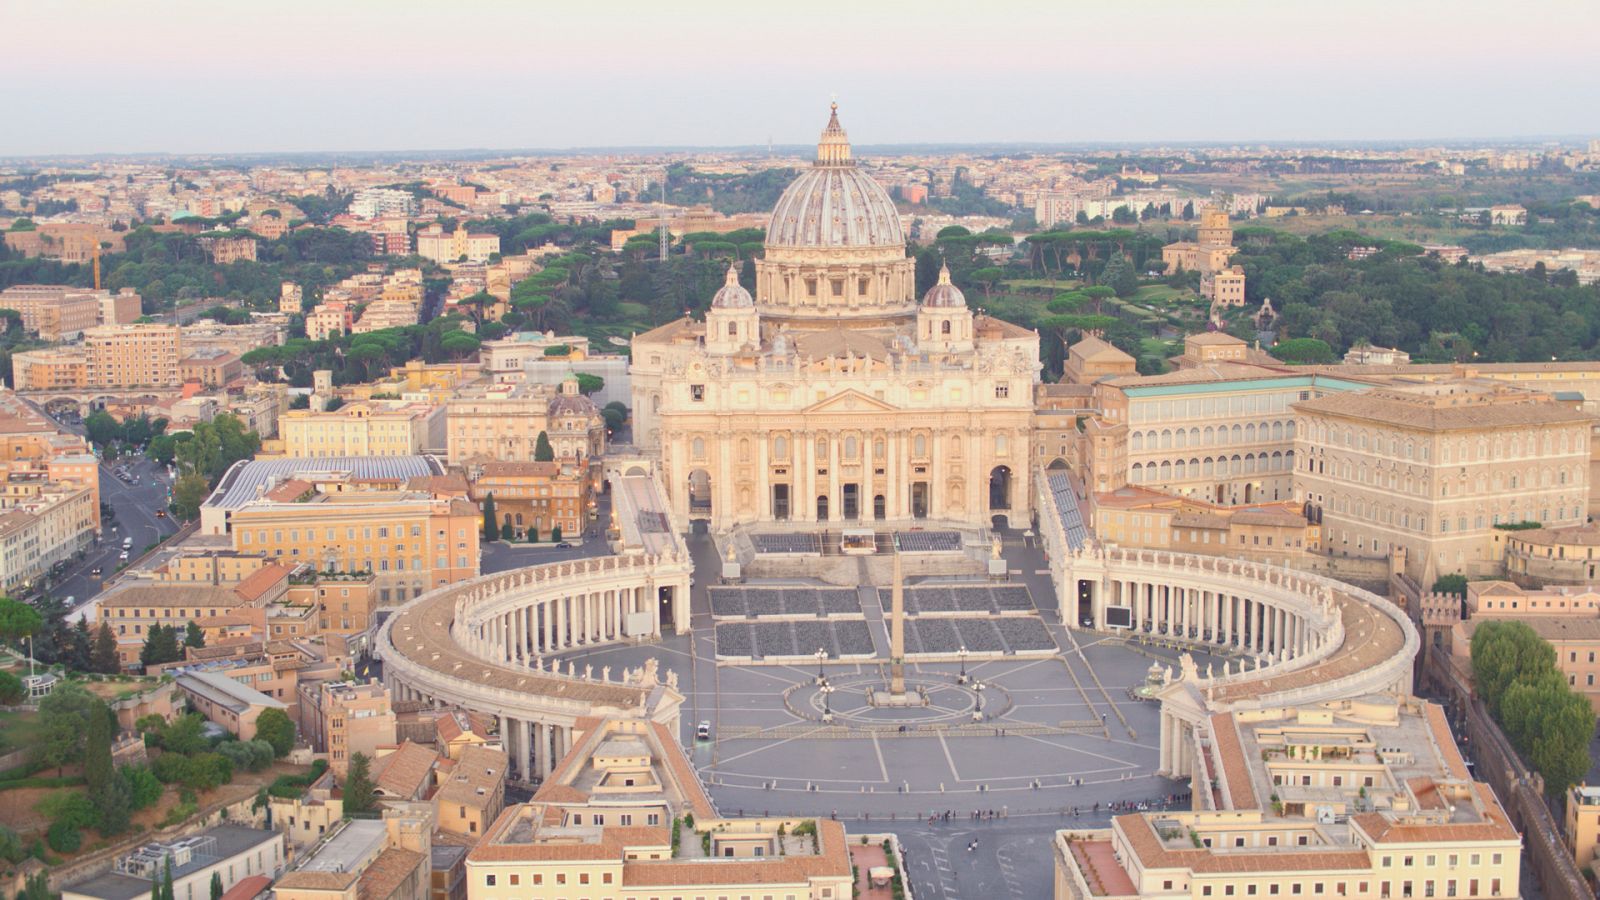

[342,752,377,817]
[211,873,224,900]
[0,669,22,705]
[254,707,295,757]
[500,522,515,541]
[0,597,42,644]
[36,683,98,774]
[121,765,163,810]
[140,623,182,667]
[1269,338,1337,364]
[574,372,604,395]
[47,820,82,853]
[551,525,562,543]
[481,492,498,541]
[147,433,178,466]
[93,621,122,673]
[85,698,114,807]
[534,431,554,462]
[162,855,176,900]
[85,409,120,447]
[170,472,212,521]
[160,712,208,755]
[1100,252,1138,298]
[1470,619,1597,794]
[183,620,206,649]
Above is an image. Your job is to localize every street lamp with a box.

[957,645,969,684]
[815,647,827,685]
[820,682,835,723]
[972,680,986,722]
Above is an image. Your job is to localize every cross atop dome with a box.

[816,101,852,167]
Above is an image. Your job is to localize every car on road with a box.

[155,509,167,518]
[555,541,572,549]
[90,567,102,576]
[118,550,129,561]
[122,537,133,549]
[696,721,712,741]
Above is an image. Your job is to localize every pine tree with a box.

[481,493,497,541]
[210,872,223,900]
[71,617,93,670]
[140,623,180,667]
[162,856,175,900]
[342,752,377,817]
[92,621,121,674]
[85,699,113,799]
[534,431,554,462]
[183,621,205,649]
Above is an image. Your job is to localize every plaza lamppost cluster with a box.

[957,645,969,684]
[820,681,835,723]
[972,679,986,722]
[815,647,827,685]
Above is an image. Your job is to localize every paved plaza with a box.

[547,528,1229,899]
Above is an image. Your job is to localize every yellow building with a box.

[1055,700,1521,900]
[297,679,397,777]
[1294,380,1592,580]
[631,106,1040,530]
[85,322,182,388]
[467,717,853,900]
[445,377,605,466]
[1062,334,1137,385]
[229,488,480,604]
[416,224,500,264]
[434,744,508,840]
[278,401,443,457]
[1567,784,1600,870]
[10,347,89,391]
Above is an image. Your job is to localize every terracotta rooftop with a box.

[434,744,507,809]
[233,562,291,602]
[1208,713,1258,810]
[371,741,440,800]
[1118,815,1370,874]
[355,847,426,900]
[1294,385,1592,430]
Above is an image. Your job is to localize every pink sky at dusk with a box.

[2,0,1596,155]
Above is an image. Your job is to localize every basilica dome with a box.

[710,263,753,308]
[921,263,966,308]
[765,104,905,251]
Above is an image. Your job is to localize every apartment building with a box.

[0,483,97,592]
[1502,521,1600,585]
[297,679,397,776]
[467,461,591,541]
[1294,380,1592,580]
[278,402,444,457]
[94,580,274,667]
[229,489,479,604]
[86,323,182,388]
[416,224,499,264]
[10,347,89,391]
[306,300,354,341]
[433,744,509,839]
[445,377,606,466]
[274,818,430,900]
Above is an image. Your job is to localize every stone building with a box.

[1294,380,1592,580]
[630,105,1040,530]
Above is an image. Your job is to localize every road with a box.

[53,456,181,609]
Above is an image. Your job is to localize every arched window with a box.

[1132,432,1145,451]
[913,434,927,457]
[817,437,829,460]
[739,438,751,462]
[844,436,858,459]
[774,435,788,459]
[950,435,963,457]
[941,321,952,335]
[874,438,884,458]
[1132,463,1144,483]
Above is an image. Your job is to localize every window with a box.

[508,875,519,886]
[484,876,496,887]
[691,384,705,402]
[995,383,1009,399]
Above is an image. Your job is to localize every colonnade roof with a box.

[1212,588,1407,703]
[385,574,648,708]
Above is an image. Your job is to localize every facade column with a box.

[758,437,771,520]
[863,428,875,520]
[828,432,842,520]
[802,431,816,522]
[930,429,943,519]
[520,718,533,782]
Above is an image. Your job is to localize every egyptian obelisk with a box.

[890,548,905,695]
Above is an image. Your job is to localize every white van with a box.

[122,537,133,549]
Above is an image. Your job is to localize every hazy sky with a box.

[3,0,1597,156]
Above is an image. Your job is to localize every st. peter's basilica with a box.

[630,105,1041,532]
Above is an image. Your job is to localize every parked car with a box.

[118,551,129,561]
[554,541,572,549]
[696,721,712,741]
[155,509,167,518]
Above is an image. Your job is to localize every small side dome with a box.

[711,263,753,309]
[921,263,966,308]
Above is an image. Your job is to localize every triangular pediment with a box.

[802,388,899,414]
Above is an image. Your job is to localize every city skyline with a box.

[3,0,1598,156]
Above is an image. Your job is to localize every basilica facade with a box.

[630,105,1041,532]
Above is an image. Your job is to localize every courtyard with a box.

[544,527,1223,898]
